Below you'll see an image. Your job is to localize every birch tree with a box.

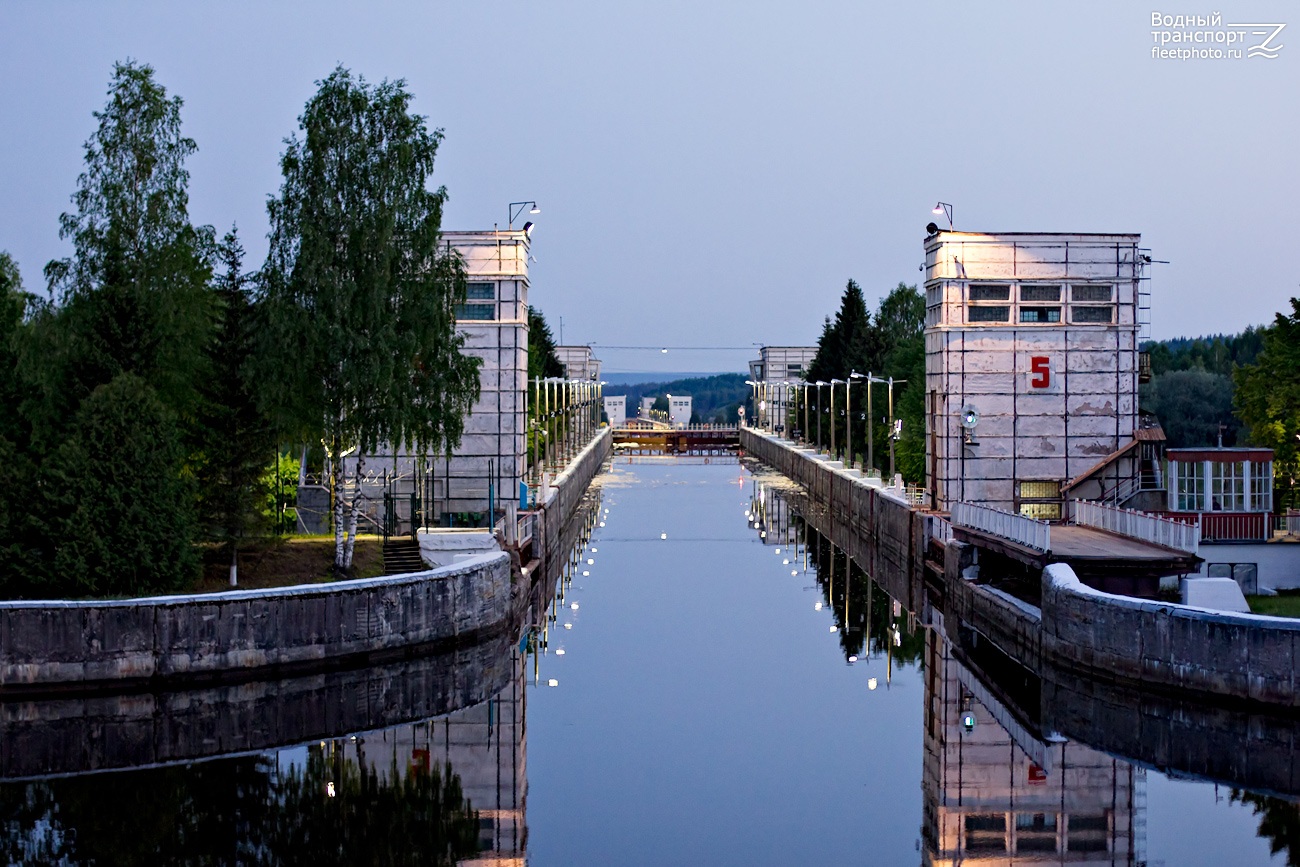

[259,67,480,574]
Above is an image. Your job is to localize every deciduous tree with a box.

[259,67,480,573]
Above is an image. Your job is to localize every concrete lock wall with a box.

[1042,563,1300,706]
[0,552,512,691]
[743,427,1300,708]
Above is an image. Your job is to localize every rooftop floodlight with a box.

[931,201,953,230]
[522,221,535,238]
[509,200,539,228]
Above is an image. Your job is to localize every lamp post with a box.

[888,376,907,481]
[801,382,810,445]
[815,381,826,451]
[830,379,844,461]
[863,373,887,474]
[931,201,953,231]
[508,201,540,229]
[847,372,864,469]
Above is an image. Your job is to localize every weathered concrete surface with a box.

[1043,563,1300,706]
[1042,658,1300,798]
[744,426,1300,709]
[0,628,516,781]
[0,552,511,692]
[535,428,612,566]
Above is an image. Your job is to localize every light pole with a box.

[888,377,907,481]
[846,372,864,469]
[815,381,826,451]
[864,373,887,474]
[801,382,810,445]
[830,379,844,461]
[508,200,540,229]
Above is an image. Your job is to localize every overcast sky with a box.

[1,1,1295,373]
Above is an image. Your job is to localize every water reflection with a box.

[0,493,601,865]
[747,471,1300,866]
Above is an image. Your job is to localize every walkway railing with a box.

[1071,500,1200,554]
[951,502,1051,552]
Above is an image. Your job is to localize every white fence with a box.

[950,502,1051,552]
[1071,500,1200,554]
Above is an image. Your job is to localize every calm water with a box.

[0,458,1295,865]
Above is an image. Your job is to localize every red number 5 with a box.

[1030,356,1050,389]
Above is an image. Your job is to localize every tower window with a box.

[1019,307,1061,324]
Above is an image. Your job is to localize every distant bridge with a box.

[610,425,740,456]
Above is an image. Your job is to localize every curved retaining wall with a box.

[1,628,517,780]
[1043,562,1300,706]
[0,551,511,692]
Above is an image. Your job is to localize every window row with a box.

[969,283,1113,303]
[967,305,1113,324]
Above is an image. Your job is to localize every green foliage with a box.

[39,374,198,597]
[0,748,480,864]
[31,60,216,449]
[258,67,480,571]
[1231,790,1300,866]
[1141,369,1239,448]
[1143,330,1266,377]
[260,452,301,535]
[196,227,279,545]
[805,281,925,481]
[607,373,749,424]
[1235,298,1300,509]
[528,305,565,381]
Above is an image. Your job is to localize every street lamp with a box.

[830,379,844,461]
[814,381,827,451]
[931,201,953,231]
[846,372,865,469]
[888,376,907,481]
[509,201,540,229]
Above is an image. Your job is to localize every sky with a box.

[1,1,1296,374]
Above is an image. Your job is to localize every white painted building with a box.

[327,228,531,532]
[640,396,656,419]
[923,231,1147,517]
[555,345,601,382]
[748,345,817,383]
[604,395,627,427]
[667,394,693,427]
[439,229,531,519]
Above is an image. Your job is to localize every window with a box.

[456,303,495,320]
[970,284,1011,301]
[1250,461,1273,511]
[1020,284,1061,302]
[1072,284,1113,302]
[1015,813,1058,853]
[926,283,944,305]
[787,364,803,375]
[1019,306,1062,324]
[465,282,496,300]
[965,814,1007,853]
[1174,460,1203,511]
[1018,480,1062,520]
[969,306,1010,322]
[1208,562,1259,594]
[1071,306,1113,323]
[1067,814,1109,853]
[1211,461,1245,511]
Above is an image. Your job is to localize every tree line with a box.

[803,280,926,482]
[0,61,487,598]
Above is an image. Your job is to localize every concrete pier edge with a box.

[741,426,1300,708]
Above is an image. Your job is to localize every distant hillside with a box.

[601,371,733,387]
[605,373,748,424]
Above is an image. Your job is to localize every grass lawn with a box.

[192,535,385,594]
[1246,594,1300,618]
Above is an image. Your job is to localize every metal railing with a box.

[1071,500,1200,554]
[950,502,1051,552]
